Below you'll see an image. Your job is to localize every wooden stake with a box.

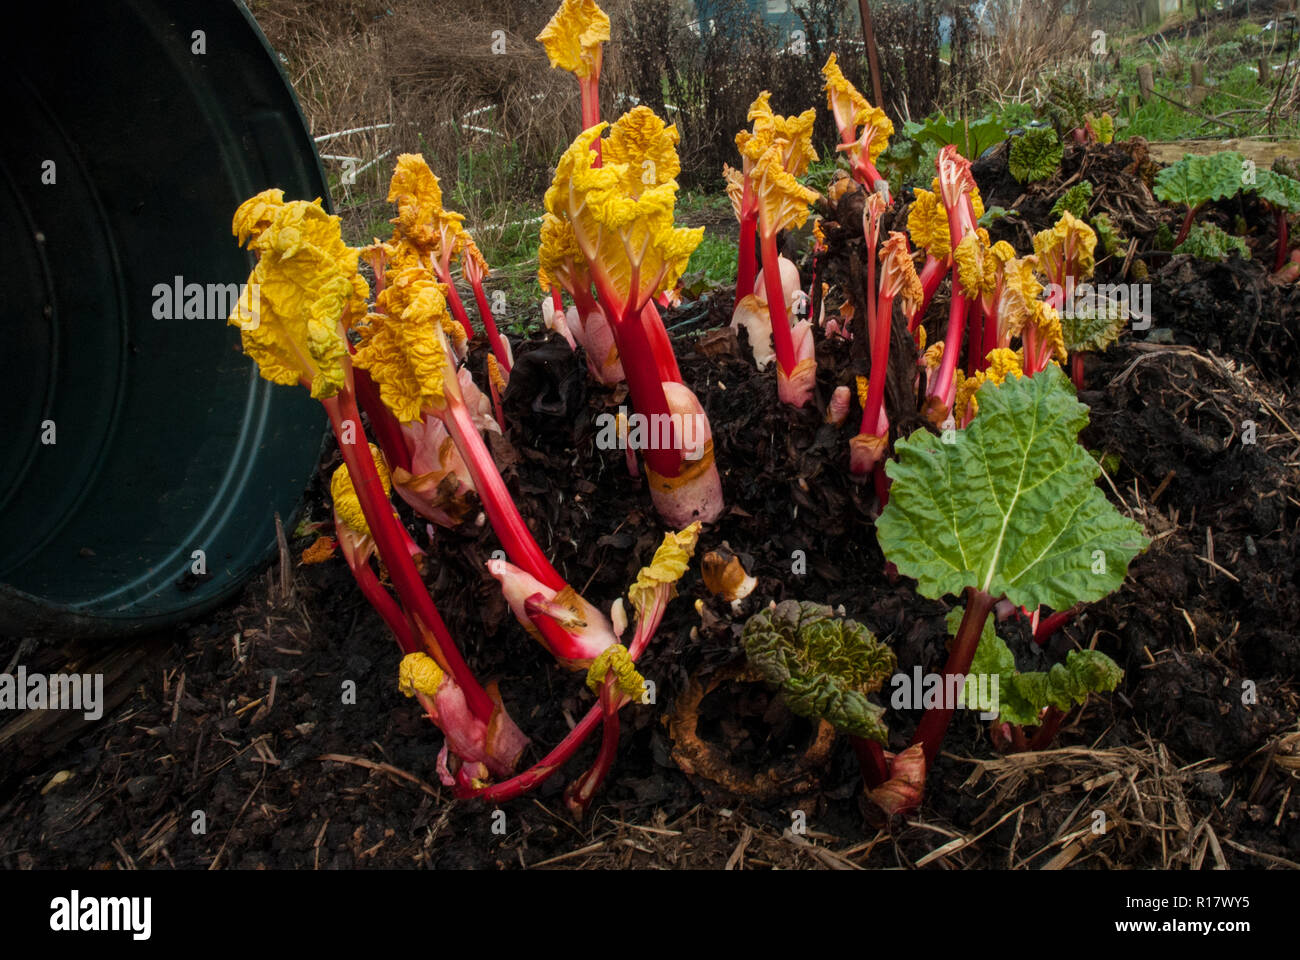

[857,0,885,111]
[1138,63,1155,101]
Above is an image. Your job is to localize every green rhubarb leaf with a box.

[1008,128,1063,183]
[1090,211,1125,257]
[742,600,896,743]
[951,606,1123,725]
[913,113,1007,160]
[1175,221,1250,261]
[1153,151,1245,209]
[1013,650,1123,713]
[877,365,1149,611]
[1253,169,1300,214]
[1051,181,1094,219]
[978,205,1015,228]
[1060,298,1126,353]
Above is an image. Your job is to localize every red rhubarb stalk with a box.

[440,398,566,591]
[467,269,512,374]
[1275,209,1290,273]
[735,179,759,305]
[760,230,798,377]
[911,588,997,765]
[323,393,495,723]
[353,367,412,473]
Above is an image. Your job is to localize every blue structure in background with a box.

[692,0,818,38]
[693,1,953,46]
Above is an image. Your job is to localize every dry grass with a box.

[248,0,582,244]
[968,0,1091,104]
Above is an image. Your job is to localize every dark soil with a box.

[2,144,1298,870]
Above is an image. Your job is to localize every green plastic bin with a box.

[0,0,330,636]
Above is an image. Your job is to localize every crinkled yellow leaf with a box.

[330,443,391,537]
[723,163,746,221]
[856,375,870,407]
[1033,211,1097,283]
[537,0,609,79]
[953,369,981,423]
[822,53,867,131]
[229,199,364,399]
[736,91,777,165]
[955,347,1024,419]
[822,54,891,163]
[736,91,819,176]
[604,106,681,197]
[537,212,587,293]
[1032,301,1069,364]
[461,234,490,280]
[923,340,944,371]
[232,188,286,247]
[353,267,454,422]
[585,644,644,699]
[627,522,702,618]
[546,125,702,310]
[386,154,466,266]
[907,188,950,260]
[989,240,1016,267]
[880,231,923,315]
[953,232,998,298]
[752,145,820,237]
[998,256,1044,335]
[985,347,1024,383]
[398,652,445,698]
[775,107,820,177]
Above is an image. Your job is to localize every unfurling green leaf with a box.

[1090,211,1125,257]
[1175,222,1250,261]
[1083,112,1114,145]
[1060,297,1126,354]
[1153,151,1245,210]
[1051,181,1094,219]
[953,606,1123,725]
[877,365,1149,611]
[742,600,896,743]
[1008,128,1063,183]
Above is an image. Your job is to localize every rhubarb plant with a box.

[728,93,820,405]
[226,162,699,804]
[874,365,1148,811]
[1252,169,1300,272]
[226,191,529,787]
[851,225,923,505]
[1033,211,1103,386]
[537,0,610,145]
[1153,150,1245,247]
[544,112,725,525]
[822,53,894,200]
[1007,127,1063,184]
